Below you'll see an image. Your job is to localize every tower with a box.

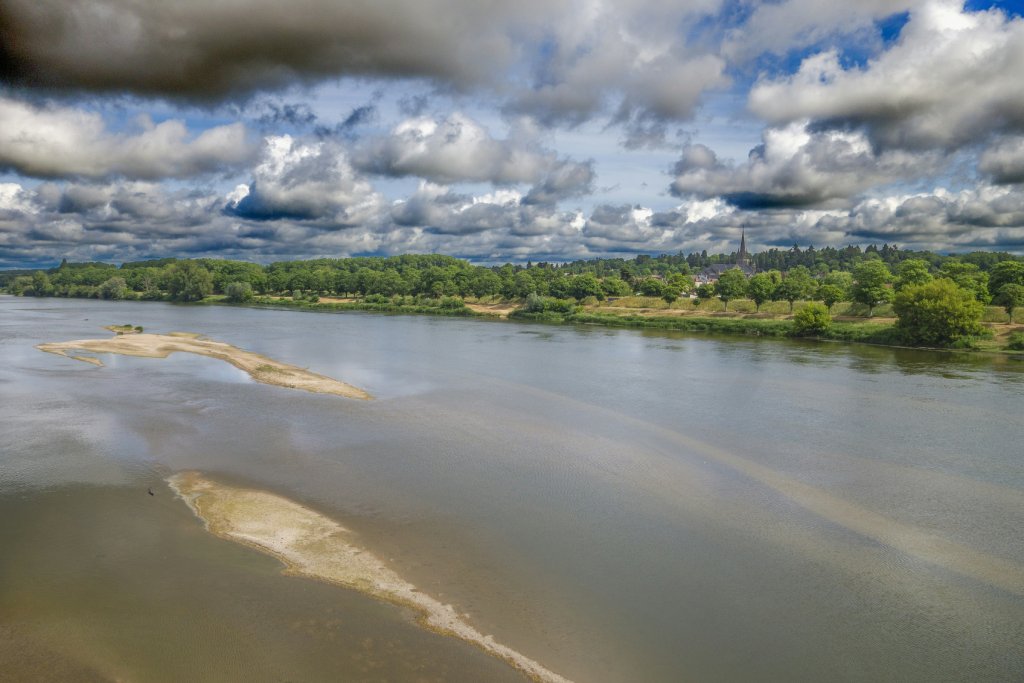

[738,230,748,266]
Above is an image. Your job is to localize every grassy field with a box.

[204,292,1024,353]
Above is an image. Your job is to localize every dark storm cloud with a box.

[0,1,740,138]
[0,0,548,101]
[979,137,1024,185]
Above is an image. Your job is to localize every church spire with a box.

[738,229,748,265]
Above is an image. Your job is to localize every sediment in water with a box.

[167,471,572,683]
[36,331,371,400]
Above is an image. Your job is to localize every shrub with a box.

[224,281,254,303]
[893,279,984,347]
[792,302,832,336]
[1008,332,1024,351]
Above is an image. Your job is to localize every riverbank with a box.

[36,330,372,399]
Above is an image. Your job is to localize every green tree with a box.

[852,261,892,316]
[939,260,990,303]
[775,266,815,313]
[165,261,213,302]
[746,272,777,311]
[695,283,715,303]
[989,261,1024,296]
[31,270,54,296]
[893,279,984,347]
[638,278,665,297]
[818,284,845,312]
[568,273,604,301]
[99,276,128,300]
[600,276,633,297]
[715,268,748,311]
[225,281,254,303]
[792,302,831,336]
[895,259,932,290]
[995,283,1024,321]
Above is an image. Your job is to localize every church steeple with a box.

[738,229,748,266]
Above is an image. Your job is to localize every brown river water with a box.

[2,295,1022,682]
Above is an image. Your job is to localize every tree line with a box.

[3,249,1022,347]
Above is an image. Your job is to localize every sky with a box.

[2,0,1024,267]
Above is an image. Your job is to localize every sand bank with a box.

[167,471,571,683]
[36,331,371,400]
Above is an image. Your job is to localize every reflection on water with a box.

[2,295,1023,682]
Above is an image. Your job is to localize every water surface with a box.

[2,296,1022,681]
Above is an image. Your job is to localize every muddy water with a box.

[2,296,1023,682]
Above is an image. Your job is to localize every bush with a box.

[99,277,127,300]
[792,302,832,336]
[1008,332,1024,351]
[893,279,984,347]
[437,296,466,310]
[224,281,254,303]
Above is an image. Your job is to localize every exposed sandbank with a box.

[36,331,371,400]
[167,472,572,683]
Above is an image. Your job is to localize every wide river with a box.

[2,296,1023,682]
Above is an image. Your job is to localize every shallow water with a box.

[2,295,1023,681]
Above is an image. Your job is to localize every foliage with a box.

[995,283,1024,319]
[165,261,213,301]
[715,268,748,311]
[939,260,990,303]
[99,277,128,300]
[224,281,254,303]
[1007,332,1024,351]
[893,279,985,347]
[637,278,665,297]
[895,259,932,290]
[851,261,892,316]
[746,272,776,311]
[792,302,832,336]
[774,265,815,312]
[817,284,845,311]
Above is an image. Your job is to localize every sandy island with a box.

[168,472,572,683]
[36,330,371,400]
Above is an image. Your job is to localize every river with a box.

[1,295,1022,682]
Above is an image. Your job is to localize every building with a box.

[694,231,756,284]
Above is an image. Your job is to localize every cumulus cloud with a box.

[722,0,916,62]
[748,1,1024,151]
[353,113,594,201]
[226,135,383,227]
[671,122,934,209]
[818,185,1024,249]
[0,97,257,180]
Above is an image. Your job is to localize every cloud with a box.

[670,122,935,209]
[748,1,1024,151]
[352,113,594,200]
[722,0,916,62]
[0,0,731,137]
[979,136,1024,185]
[0,0,548,100]
[0,97,257,180]
[225,135,383,226]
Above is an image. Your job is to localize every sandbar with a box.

[167,471,571,683]
[36,331,371,400]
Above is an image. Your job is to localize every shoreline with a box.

[167,471,573,683]
[36,330,372,400]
